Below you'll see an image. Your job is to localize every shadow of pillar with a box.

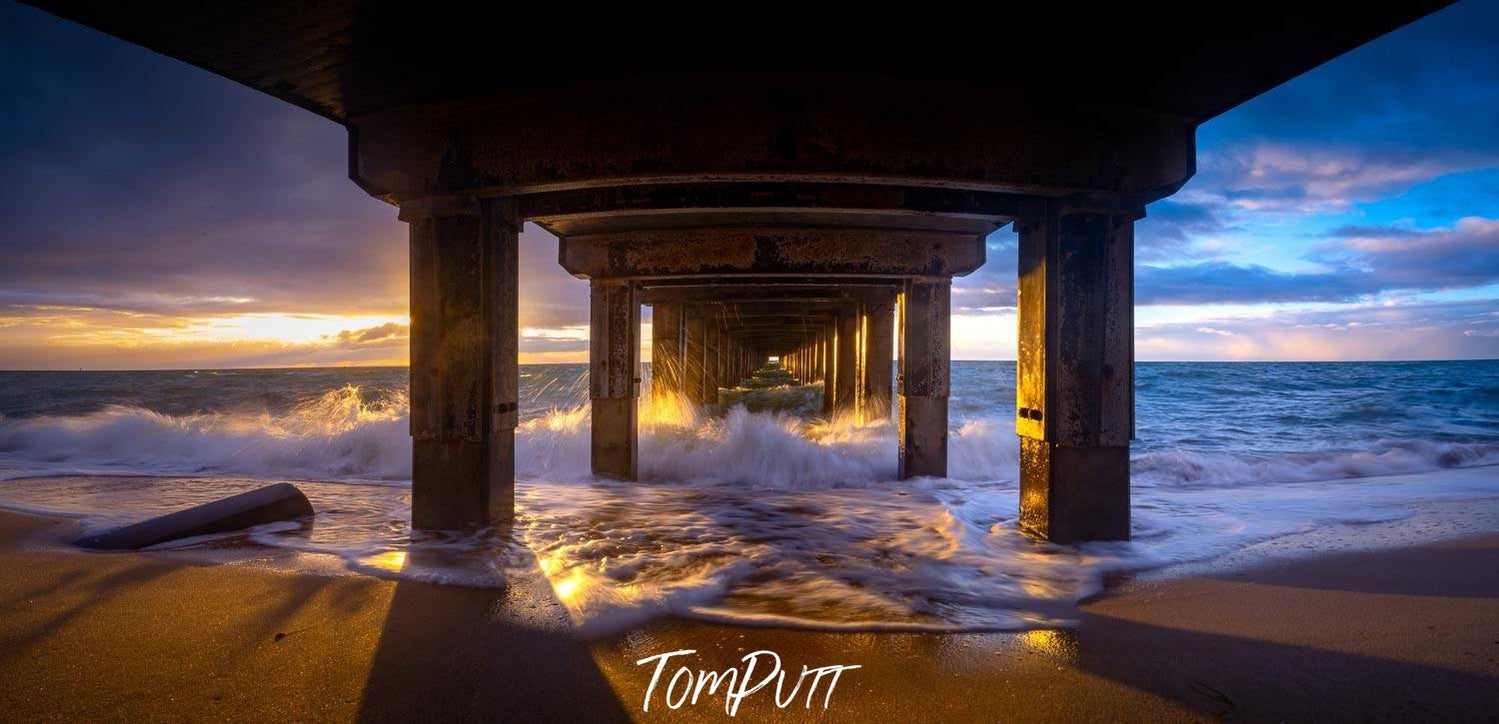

[1067,613,1499,721]
[355,577,630,722]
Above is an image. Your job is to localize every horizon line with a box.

[2,357,1496,372]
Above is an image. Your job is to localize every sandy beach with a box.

[0,510,1494,722]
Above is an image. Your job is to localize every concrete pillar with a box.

[815,333,824,383]
[684,311,706,405]
[835,311,859,416]
[404,196,517,529]
[590,280,640,479]
[862,299,895,422]
[821,326,835,414]
[1016,199,1136,543]
[898,279,950,478]
[651,302,684,403]
[727,339,738,386]
[704,321,722,404]
[729,338,736,385]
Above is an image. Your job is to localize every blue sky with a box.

[0,1,1495,367]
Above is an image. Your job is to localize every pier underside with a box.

[401,182,1141,540]
[26,0,1451,542]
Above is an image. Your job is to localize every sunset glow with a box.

[1,1,1495,370]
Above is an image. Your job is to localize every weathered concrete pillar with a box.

[404,196,518,529]
[704,321,722,404]
[821,327,835,414]
[732,342,741,383]
[651,302,684,403]
[835,311,859,416]
[727,339,739,386]
[1016,199,1136,543]
[684,311,706,405]
[815,333,825,383]
[590,280,640,479]
[898,279,950,478]
[862,299,895,422]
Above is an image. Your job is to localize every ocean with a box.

[0,361,1496,634]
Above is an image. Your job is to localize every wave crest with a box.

[1,384,1495,490]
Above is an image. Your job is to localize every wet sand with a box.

[0,510,1494,722]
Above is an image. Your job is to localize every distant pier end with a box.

[27,2,1451,541]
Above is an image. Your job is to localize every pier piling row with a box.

[31,2,1450,542]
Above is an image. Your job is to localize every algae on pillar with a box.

[1016,198,1137,543]
[405,196,518,529]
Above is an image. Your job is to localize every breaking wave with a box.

[0,363,1496,635]
[1,384,1493,489]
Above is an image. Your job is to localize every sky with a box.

[1,2,1496,369]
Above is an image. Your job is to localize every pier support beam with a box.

[862,299,895,422]
[821,327,835,414]
[405,196,518,529]
[704,322,722,404]
[898,279,950,478]
[834,311,860,416]
[590,280,640,480]
[1016,199,1136,543]
[651,302,684,403]
[684,311,706,405]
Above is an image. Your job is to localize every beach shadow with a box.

[354,558,630,722]
[1202,539,1499,599]
[0,556,179,656]
[1071,613,1499,721]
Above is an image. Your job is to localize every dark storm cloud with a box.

[0,3,406,316]
[0,2,593,333]
[3,1,1498,365]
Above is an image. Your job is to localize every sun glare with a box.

[178,313,408,345]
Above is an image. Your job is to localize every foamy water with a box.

[0,362,1496,635]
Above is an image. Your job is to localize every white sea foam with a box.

[2,384,1493,490]
[0,381,1497,635]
